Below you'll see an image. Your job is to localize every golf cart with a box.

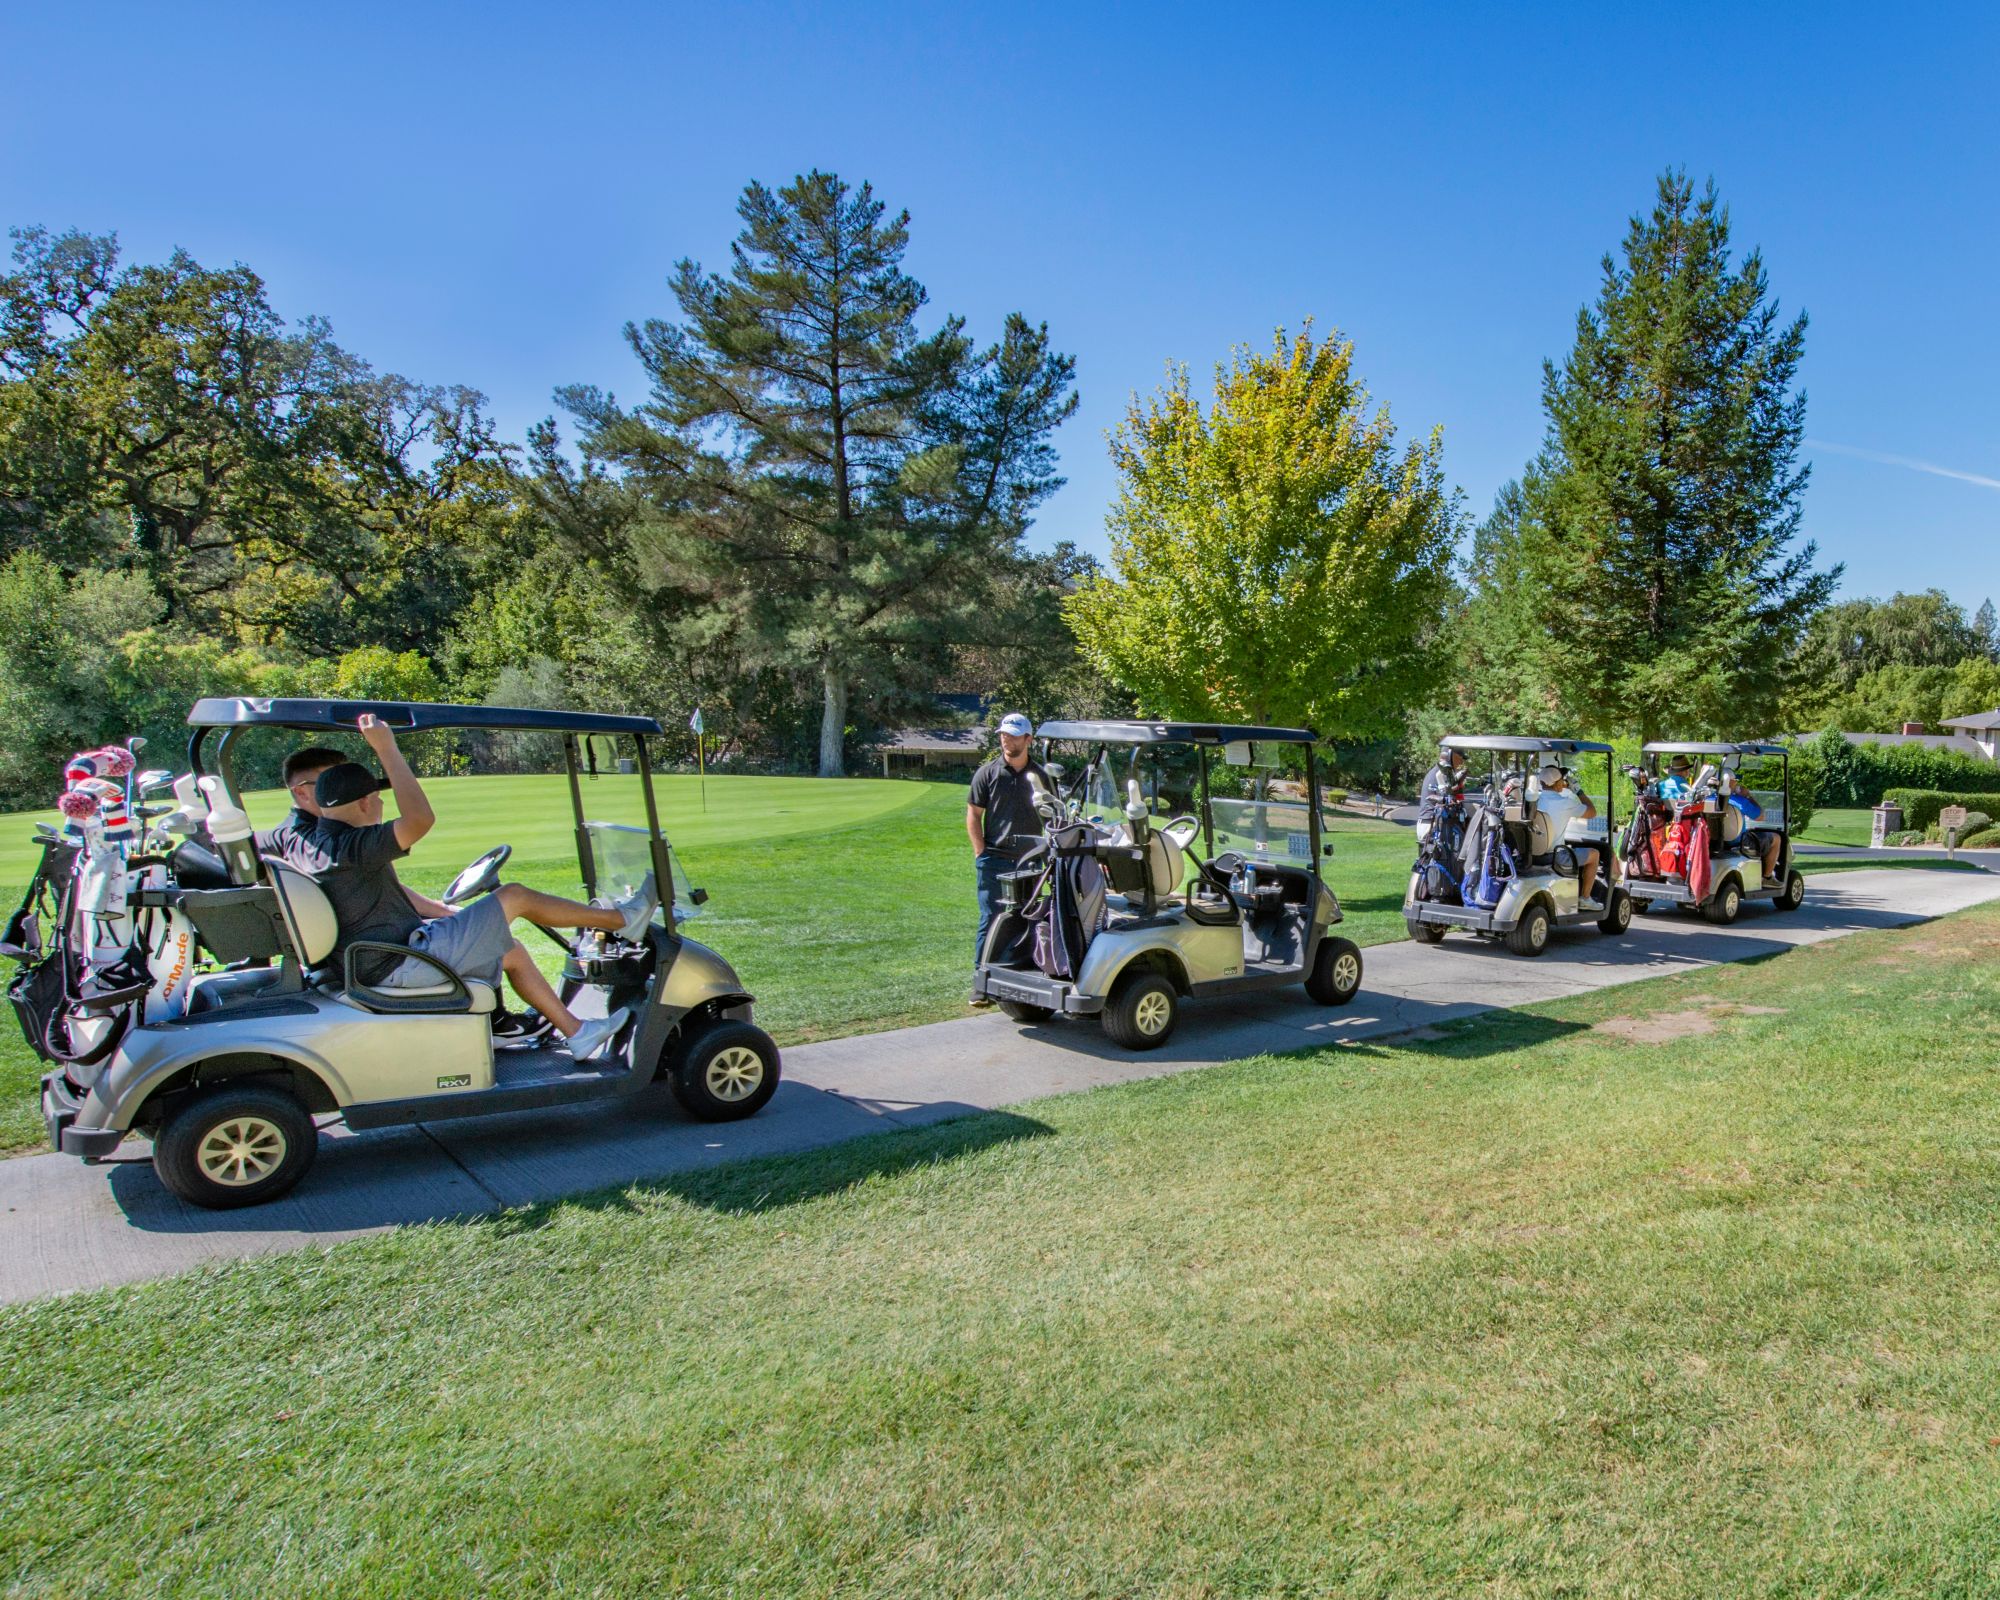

[1621,741,1805,921]
[970,722,1363,1050]
[23,698,779,1209]
[1404,735,1633,955]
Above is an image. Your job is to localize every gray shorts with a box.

[385,894,513,988]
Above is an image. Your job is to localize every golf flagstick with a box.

[691,706,706,811]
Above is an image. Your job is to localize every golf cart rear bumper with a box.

[973,967,1104,1016]
[41,1072,124,1159]
[1405,902,1500,932]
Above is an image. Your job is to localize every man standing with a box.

[1417,744,1466,834]
[965,712,1048,1004]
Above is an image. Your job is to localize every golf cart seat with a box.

[1716,804,1745,845]
[1105,825,1185,903]
[260,857,495,1014]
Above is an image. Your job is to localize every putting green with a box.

[0,773,931,891]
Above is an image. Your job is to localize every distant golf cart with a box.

[1621,741,1805,922]
[26,698,779,1209]
[1405,735,1633,955]
[971,722,1363,1050]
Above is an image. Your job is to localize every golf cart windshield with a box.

[586,822,700,919]
[1210,741,1328,864]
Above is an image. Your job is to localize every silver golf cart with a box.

[971,722,1363,1050]
[33,697,779,1208]
[1404,735,1633,955]
[1621,740,1806,921]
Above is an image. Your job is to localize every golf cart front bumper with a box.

[973,966,1105,1016]
[41,1071,124,1159]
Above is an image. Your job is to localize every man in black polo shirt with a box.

[965,711,1048,1003]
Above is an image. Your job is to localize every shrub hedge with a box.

[1795,731,2000,807]
[1882,789,2000,832]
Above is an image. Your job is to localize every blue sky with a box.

[3,1,1994,613]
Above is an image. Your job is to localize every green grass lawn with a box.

[1797,806,1875,847]
[4,903,1999,1596]
[0,775,1418,1155]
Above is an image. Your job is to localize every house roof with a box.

[880,728,987,755]
[1942,708,2000,732]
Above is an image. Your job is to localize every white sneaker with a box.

[567,1008,631,1064]
[614,874,659,942]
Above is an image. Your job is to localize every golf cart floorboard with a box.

[343,1048,643,1132]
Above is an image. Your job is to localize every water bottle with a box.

[197,777,260,886]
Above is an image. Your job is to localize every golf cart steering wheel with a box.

[1160,813,1201,848]
[443,844,512,906]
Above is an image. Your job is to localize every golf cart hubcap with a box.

[196,1117,286,1186]
[706,1046,765,1101]
[1530,917,1547,949]
[1134,991,1172,1034]
[1333,953,1360,991]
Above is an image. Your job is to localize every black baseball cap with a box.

[315,762,391,809]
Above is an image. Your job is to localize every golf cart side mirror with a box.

[1323,843,1333,858]
[689,887,708,906]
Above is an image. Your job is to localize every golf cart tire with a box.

[1779,870,1806,911]
[1705,880,1742,925]
[153,1082,319,1210]
[1598,887,1633,936]
[1102,969,1178,1051]
[998,999,1054,1023]
[1406,918,1449,945]
[1505,901,1552,958]
[1305,937,1364,1006]
[669,1019,781,1122]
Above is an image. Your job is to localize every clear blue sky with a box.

[4,1,1995,613]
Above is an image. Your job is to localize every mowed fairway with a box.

[0,774,1418,1154]
[4,904,1999,1596]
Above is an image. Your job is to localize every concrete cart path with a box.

[4,866,1997,1306]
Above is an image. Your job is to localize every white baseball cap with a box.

[1538,764,1565,786]
[997,712,1033,737]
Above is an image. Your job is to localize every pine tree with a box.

[1481,173,1838,740]
[1975,598,1999,664]
[548,173,1075,775]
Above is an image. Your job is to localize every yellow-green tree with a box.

[1066,326,1459,736]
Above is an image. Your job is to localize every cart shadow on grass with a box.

[103,1080,1054,1236]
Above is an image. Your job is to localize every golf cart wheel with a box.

[1505,901,1552,958]
[1779,869,1806,911]
[669,1020,781,1122]
[1598,887,1633,936]
[998,1000,1054,1023]
[1406,918,1449,945]
[153,1083,318,1210]
[1705,880,1742,925]
[1103,970,1177,1051]
[1305,937,1364,1006]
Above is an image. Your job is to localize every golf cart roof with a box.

[1643,740,1788,757]
[1036,720,1317,746]
[187,697,665,737]
[1441,735,1615,755]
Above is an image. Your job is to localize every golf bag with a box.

[1460,797,1522,911]
[1031,826,1108,980]
[1413,804,1469,905]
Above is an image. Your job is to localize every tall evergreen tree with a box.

[549,172,1076,776]
[1975,598,1999,664]
[1475,173,1838,740]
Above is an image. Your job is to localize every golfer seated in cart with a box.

[279,715,656,1060]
